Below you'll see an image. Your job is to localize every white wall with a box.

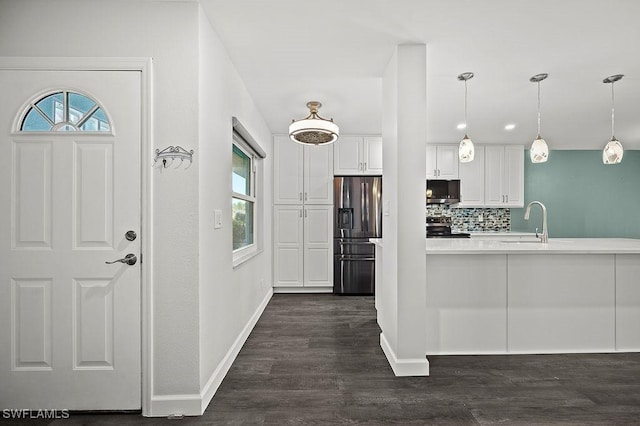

[0,0,273,416]
[379,45,429,376]
[380,49,399,351]
[197,7,273,409]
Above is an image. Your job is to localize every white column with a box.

[379,44,429,376]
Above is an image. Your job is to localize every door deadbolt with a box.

[125,230,137,241]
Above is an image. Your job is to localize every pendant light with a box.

[458,72,474,163]
[529,73,549,163]
[602,75,624,164]
[289,101,339,146]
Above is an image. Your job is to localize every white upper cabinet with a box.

[458,145,485,207]
[304,144,334,204]
[333,136,383,175]
[426,145,459,179]
[362,136,383,174]
[274,135,304,204]
[484,145,524,207]
[274,135,333,205]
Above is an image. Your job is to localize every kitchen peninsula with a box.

[424,238,640,355]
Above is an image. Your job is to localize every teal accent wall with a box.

[511,150,640,238]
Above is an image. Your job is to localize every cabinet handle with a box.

[364,162,367,171]
[299,209,302,218]
[304,192,308,201]
[304,209,307,218]
[299,192,302,201]
[505,195,509,203]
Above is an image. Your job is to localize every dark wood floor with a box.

[8,294,640,425]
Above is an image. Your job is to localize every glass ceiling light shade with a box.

[529,73,549,163]
[602,74,624,165]
[458,72,475,163]
[289,101,339,146]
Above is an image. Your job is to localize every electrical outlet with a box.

[214,210,223,229]
[478,213,483,223]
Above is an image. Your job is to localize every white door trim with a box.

[0,57,154,416]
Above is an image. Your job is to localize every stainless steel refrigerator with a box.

[333,176,382,295]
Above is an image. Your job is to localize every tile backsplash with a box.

[425,205,511,232]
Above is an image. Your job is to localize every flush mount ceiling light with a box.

[530,73,549,163]
[602,74,624,165]
[457,72,475,163]
[289,101,339,146]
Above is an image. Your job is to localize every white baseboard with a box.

[147,288,273,417]
[380,332,430,377]
[199,288,273,413]
[148,394,202,417]
[273,286,332,294]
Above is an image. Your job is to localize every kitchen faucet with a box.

[524,201,548,243]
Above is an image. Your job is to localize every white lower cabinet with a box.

[426,254,507,354]
[614,255,640,351]
[425,253,638,355]
[274,205,333,290]
[507,254,615,353]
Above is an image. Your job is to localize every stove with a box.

[426,216,471,239]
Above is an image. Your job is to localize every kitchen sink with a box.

[499,239,569,244]
[499,240,541,244]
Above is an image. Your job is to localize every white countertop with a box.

[426,238,640,254]
[468,232,536,237]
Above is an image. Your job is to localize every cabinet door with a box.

[503,145,524,207]
[303,205,333,287]
[304,144,333,204]
[274,136,303,204]
[274,206,304,287]
[484,146,505,206]
[334,136,363,175]
[363,136,383,175]
[425,145,438,179]
[459,145,485,206]
[436,145,459,179]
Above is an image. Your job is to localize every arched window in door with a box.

[19,90,111,132]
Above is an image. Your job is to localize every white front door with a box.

[0,70,142,410]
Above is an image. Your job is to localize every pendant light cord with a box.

[464,79,469,135]
[537,81,541,137]
[611,81,615,139]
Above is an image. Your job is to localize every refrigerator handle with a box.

[361,182,369,232]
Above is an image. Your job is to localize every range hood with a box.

[426,179,460,205]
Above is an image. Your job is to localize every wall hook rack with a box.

[154,146,194,169]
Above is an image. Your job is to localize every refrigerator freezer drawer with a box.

[333,256,374,295]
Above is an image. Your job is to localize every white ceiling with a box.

[201,0,640,149]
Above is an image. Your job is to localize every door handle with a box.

[105,253,137,265]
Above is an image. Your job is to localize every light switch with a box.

[214,210,223,229]
[384,201,390,217]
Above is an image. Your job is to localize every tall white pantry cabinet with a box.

[273,135,333,292]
